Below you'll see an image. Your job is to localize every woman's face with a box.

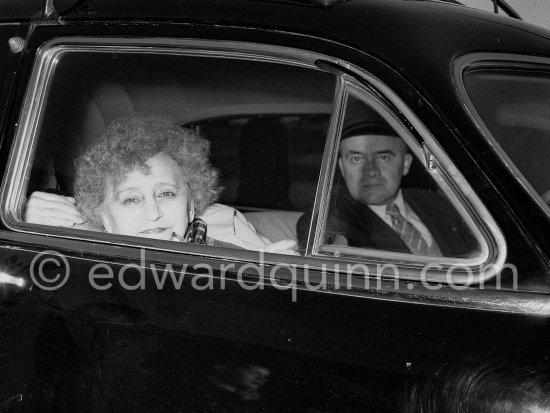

[101,153,193,241]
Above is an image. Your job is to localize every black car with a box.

[0,0,550,412]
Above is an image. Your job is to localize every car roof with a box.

[4,1,550,49]
[5,0,550,55]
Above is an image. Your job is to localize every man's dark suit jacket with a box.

[297,185,477,257]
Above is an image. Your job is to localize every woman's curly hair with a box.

[74,113,221,230]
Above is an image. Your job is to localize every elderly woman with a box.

[25,113,295,253]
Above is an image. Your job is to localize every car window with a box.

[3,40,335,253]
[2,38,502,283]
[462,66,550,205]
[302,91,484,261]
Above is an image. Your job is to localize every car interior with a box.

[23,45,472,255]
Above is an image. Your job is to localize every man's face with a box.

[338,134,412,206]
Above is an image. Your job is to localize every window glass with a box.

[17,46,335,253]
[463,68,550,204]
[309,94,481,259]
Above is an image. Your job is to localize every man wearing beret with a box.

[298,122,477,257]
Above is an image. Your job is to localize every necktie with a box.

[386,203,429,255]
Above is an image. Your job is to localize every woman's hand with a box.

[24,191,85,227]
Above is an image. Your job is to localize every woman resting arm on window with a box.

[25,113,296,254]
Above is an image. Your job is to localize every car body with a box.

[0,0,550,411]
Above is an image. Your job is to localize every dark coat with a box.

[298,186,477,258]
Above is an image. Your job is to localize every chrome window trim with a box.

[314,80,493,266]
[1,36,333,257]
[305,75,346,257]
[453,52,550,218]
[0,36,505,290]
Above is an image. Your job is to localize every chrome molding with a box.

[311,74,505,284]
[306,76,347,256]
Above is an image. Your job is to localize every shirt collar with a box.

[368,190,407,220]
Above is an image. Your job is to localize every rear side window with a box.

[463,65,550,204]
